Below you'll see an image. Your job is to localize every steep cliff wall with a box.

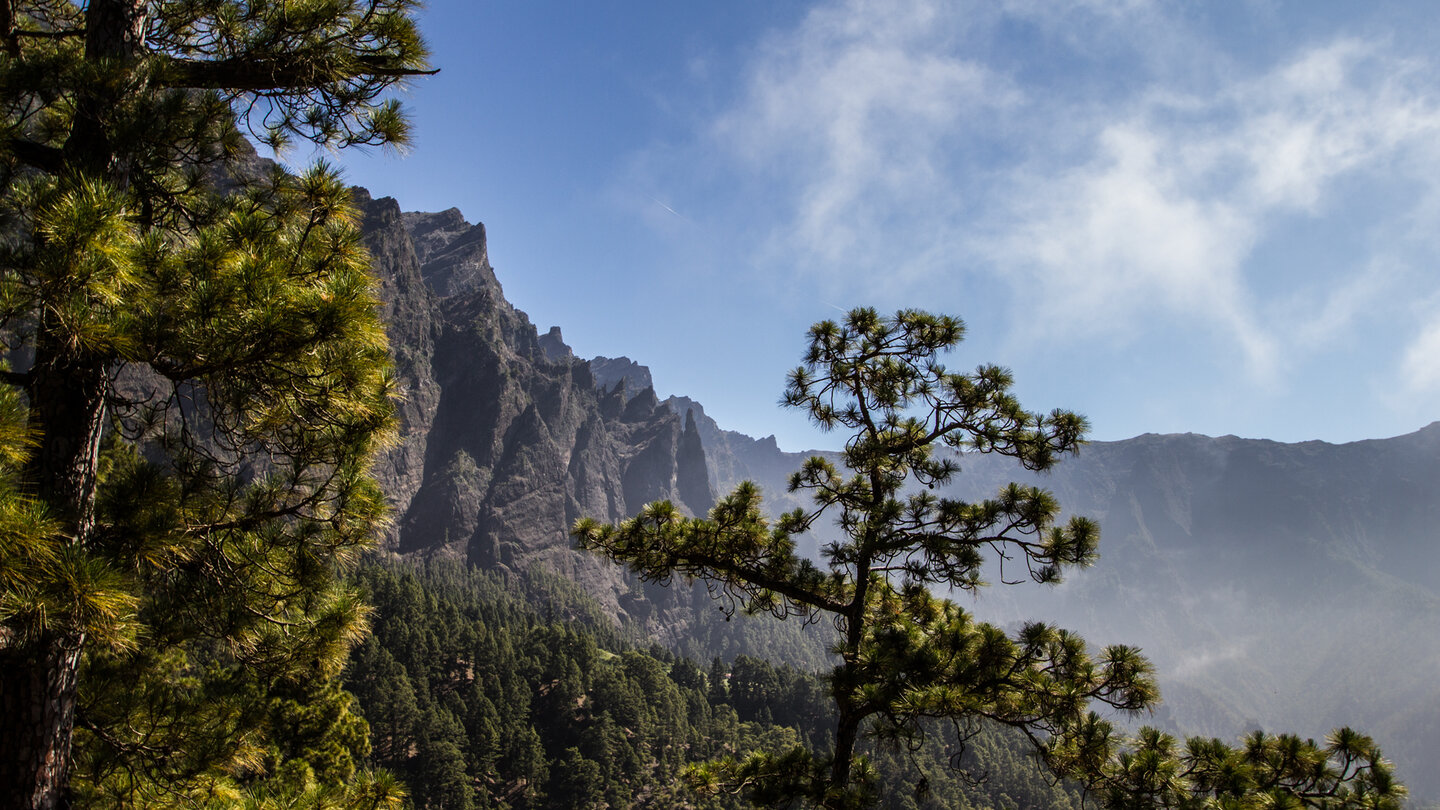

[357,192,713,628]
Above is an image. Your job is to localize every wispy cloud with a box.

[707,0,1017,292]
[612,0,1440,440]
[990,37,1440,377]
[656,1,1440,390]
[990,121,1272,370]
[1400,308,1440,395]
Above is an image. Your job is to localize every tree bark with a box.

[826,570,871,807]
[828,698,862,807]
[66,0,148,177]
[0,0,19,57]
[0,2,145,805]
[0,638,84,810]
[0,336,110,810]
[26,349,108,536]
[83,0,147,60]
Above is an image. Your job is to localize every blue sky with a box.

[326,0,1440,452]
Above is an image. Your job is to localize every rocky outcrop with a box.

[358,193,713,624]
[537,327,573,363]
[359,190,442,527]
[589,356,653,400]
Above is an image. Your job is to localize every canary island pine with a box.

[0,1,428,807]
[576,307,1406,810]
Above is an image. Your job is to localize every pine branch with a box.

[666,544,849,617]
[0,368,31,388]
[5,137,64,172]
[158,55,438,92]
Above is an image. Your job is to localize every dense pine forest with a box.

[347,560,1089,810]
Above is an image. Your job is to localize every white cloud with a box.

[697,2,1440,353]
[631,0,1440,437]
[709,0,1016,289]
[991,122,1274,371]
[986,37,1440,376]
[1400,313,1440,394]
[1231,40,1440,210]
[1287,255,1398,348]
[1170,638,1254,681]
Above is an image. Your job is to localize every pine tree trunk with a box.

[68,0,149,171]
[84,0,148,59]
[0,0,147,802]
[27,351,109,536]
[0,638,84,810]
[827,588,868,808]
[0,346,109,808]
[828,703,862,807]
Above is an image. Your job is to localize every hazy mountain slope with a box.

[684,417,1440,800]
[956,430,1440,801]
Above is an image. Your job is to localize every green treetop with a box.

[577,307,1155,807]
[0,1,429,807]
[575,307,1405,810]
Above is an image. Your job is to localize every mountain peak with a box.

[538,326,574,363]
[589,356,653,401]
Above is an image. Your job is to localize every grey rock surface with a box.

[359,193,713,632]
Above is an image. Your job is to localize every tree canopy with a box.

[0,1,429,807]
[575,307,1406,810]
[346,558,1095,810]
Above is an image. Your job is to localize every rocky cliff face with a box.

[588,355,653,398]
[357,191,713,625]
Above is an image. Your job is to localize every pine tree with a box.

[577,308,1155,807]
[575,308,1405,809]
[0,1,429,807]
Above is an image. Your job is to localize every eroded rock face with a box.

[358,192,713,624]
[588,356,652,399]
[358,189,440,529]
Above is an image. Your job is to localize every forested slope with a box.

[346,561,1089,810]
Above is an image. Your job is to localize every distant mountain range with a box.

[684,403,1440,801]
[356,195,1440,803]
